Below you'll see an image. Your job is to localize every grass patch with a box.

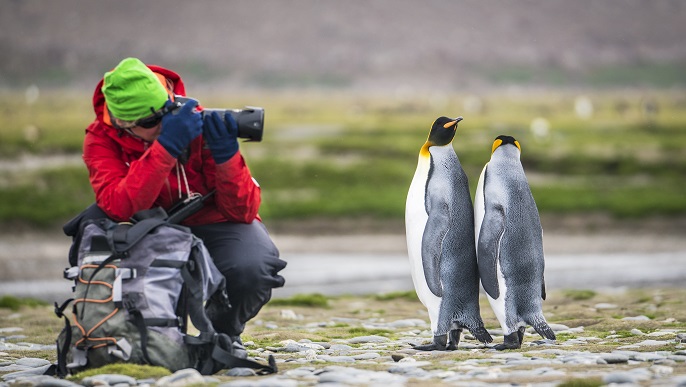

[562,289,597,301]
[268,293,330,308]
[374,291,419,301]
[3,90,686,226]
[557,377,603,387]
[0,295,48,311]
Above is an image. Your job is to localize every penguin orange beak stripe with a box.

[443,120,457,129]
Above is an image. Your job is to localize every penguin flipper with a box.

[541,275,547,300]
[421,205,450,298]
[477,203,506,300]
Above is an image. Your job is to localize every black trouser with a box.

[63,205,287,337]
[190,221,286,336]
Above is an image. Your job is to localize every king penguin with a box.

[405,116,492,351]
[474,135,556,350]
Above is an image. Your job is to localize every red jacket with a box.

[83,64,261,225]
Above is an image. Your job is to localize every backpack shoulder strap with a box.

[107,217,168,255]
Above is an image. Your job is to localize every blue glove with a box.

[203,111,239,164]
[158,99,203,158]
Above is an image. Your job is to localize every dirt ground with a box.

[1,213,685,269]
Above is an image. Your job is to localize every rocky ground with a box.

[1,287,686,386]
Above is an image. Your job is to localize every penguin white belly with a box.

[406,159,441,333]
[487,260,509,333]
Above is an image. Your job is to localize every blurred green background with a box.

[1,1,685,230]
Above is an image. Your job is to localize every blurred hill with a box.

[2,0,686,92]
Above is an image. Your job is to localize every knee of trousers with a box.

[224,255,286,294]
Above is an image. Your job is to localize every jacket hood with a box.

[89,64,188,151]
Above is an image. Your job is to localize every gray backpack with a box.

[52,208,276,377]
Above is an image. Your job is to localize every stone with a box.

[352,352,380,360]
[15,359,51,368]
[283,367,317,378]
[0,328,23,334]
[1,365,52,381]
[600,353,629,364]
[387,319,426,328]
[604,371,638,384]
[82,374,137,387]
[225,367,257,377]
[316,355,355,363]
[547,323,570,332]
[279,309,299,320]
[218,376,297,387]
[155,368,205,387]
[594,303,618,309]
[634,339,671,347]
[651,364,674,377]
[328,344,353,352]
[347,335,391,344]
[3,375,81,386]
[622,315,651,321]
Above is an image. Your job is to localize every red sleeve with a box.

[206,150,261,223]
[83,127,177,221]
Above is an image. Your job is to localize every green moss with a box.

[374,291,419,301]
[556,333,578,341]
[557,377,603,387]
[68,364,171,381]
[562,289,597,301]
[267,293,330,308]
[0,295,48,311]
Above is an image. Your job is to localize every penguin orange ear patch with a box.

[492,139,503,154]
[514,140,522,151]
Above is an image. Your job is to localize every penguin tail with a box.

[531,320,556,341]
[469,326,493,344]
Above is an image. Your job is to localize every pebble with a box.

[622,315,652,321]
[82,374,137,387]
[1,318,685,386]
[154,369,205,386]
[594,303,618,309]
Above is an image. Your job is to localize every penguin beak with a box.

[443,116,463,130]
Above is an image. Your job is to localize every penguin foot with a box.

[446,328,462,350]
[412,335,448,351]
[533,322,556,341]
[493,331,522,350]
[469,326,493,344]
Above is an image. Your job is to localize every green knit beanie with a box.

[101,57,169,121]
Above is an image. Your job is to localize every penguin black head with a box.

[491,135,521,154]
[428,116,463,146]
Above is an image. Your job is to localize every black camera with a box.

[174,96,264,142]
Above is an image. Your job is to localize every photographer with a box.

[78,57,286,353]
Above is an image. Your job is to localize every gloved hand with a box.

[158,99,203,158]
[203,111,239,164]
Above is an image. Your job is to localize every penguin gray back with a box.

[480,136,545,298]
